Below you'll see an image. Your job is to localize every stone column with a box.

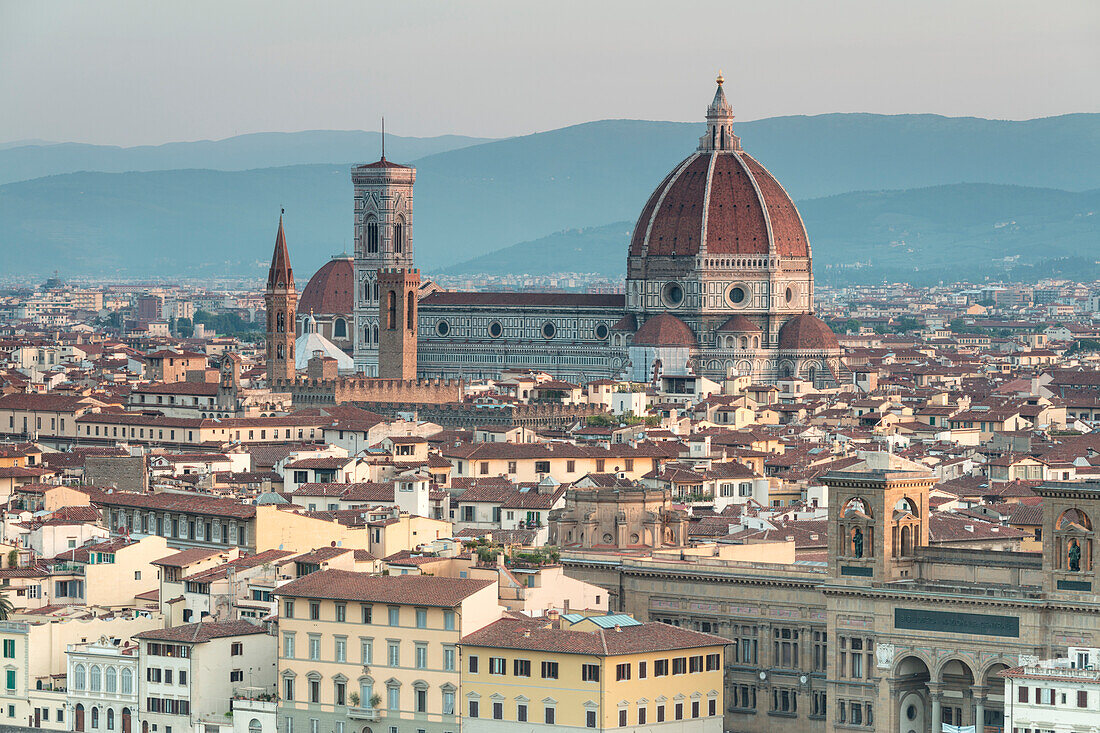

[972,686,987,733]
[929,689,943,733]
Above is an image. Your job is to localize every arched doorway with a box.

[936,658,975,729]
[75,704,85,732]
[894,656,930,733]
[121,707,131,733]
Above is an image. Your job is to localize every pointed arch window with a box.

[393,216,405,254]
[406,295,415,330]
[276,312,285,333]
[387,291,397,330]
[366,216,379,254]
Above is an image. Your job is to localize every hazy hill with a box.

[1,114,1098,278]
[444,184,1100,285]
[0,131,492,185]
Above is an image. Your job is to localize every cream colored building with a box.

[459,613,726,731]
[133,620,276,733]
[49,535,172,609]
[275,570,503,733]
[0,614,162,729]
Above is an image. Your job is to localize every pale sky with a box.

[2,0,1098,146]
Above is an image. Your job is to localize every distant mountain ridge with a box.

[0,113,1098,279]
[443,184,1100,285]
[0,131,493,185]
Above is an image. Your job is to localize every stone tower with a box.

[822,469,934,583]
[351,142,416,375]
[377,268,420,380]
[265,215,297,384]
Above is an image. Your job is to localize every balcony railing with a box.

[346,708,381,721]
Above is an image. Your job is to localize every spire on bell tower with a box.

[265,213,297,384]
[699,71,741,152]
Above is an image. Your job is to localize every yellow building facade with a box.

[459,614,726,731]
[274,569,502,733]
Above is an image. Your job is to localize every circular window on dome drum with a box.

[594,323,609,340]
[542,322,556,339]
[662,282,685,308]
[436,321,450,337]
[488,321,502,338]
[726,285,747,306]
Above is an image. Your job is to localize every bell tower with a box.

[351,126,417,375]
[265,215,297,384]
[377,268,420,380]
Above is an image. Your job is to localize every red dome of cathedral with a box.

[629,77,809,261]
[632,313,697,347]
[778,314,840,351]
[299,256,354,315]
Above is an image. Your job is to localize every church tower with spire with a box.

[265,215,297,384]
[351,126,417,375]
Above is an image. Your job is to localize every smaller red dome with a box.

[632,313,697,347]
[778,314,839,351]
[717,315,762,333]
[299,257,354,316]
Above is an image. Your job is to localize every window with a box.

[335,603,346,623]
[469,655,479,673]
[387,686,400,711]
[468,700,479,718]
[774,627,799,669]
[675,702,684,720]
[689,655,704,673]
[616,663,631,681]
[587,709,597,727]
[90,665,102,691]
[709,698,717,716]
[654,659,669,677]
[638,661,647,678]
[2,640,14,658]
[360,638,373,664]
[581,664,600,682]
[672,657,687,675]
[414,644,427,670]
[283,677,295,701]
[813,630,827,672]
[283,633,295,658]
[387,642,400,667]
[230,670,244,683]
[309,602,320,620]
[4,670,13,692]
[231,642,243,656]
[706,652,721,671]
[335,637,347,663]
[442,690,455,715]
[120,668,132,695]
[541,661,558,679]
[415,688,427,713]
[388,606,400,626]
[489,657,506,675]
[415,608,427,628]
[493,702,503,720]
[639,706,647,724]
[544,706,555,724]
[308,636,320,661]
[283,600,294,618]
[443,647,456,672]
[309,678,321,703]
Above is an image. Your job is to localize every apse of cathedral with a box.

[294,74,842,385]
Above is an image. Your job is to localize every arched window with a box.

[363,326,371,345]
[276,312,285,333]
[366,216,379,254]
[372,324,379,344]
[106,667,117,693]
[90,665,102,692]
[740,336,748,349]
[387,291,397,330]
[120,668,132,695]
[393,217,405,253]
[106,709,115,731]
[276,344,285,360]
[74,664,87,690]
[373,281,379,301]
[248,720,262,733]
[406,296,415,330]
[91,707,100,729]
[333,318,347,339]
